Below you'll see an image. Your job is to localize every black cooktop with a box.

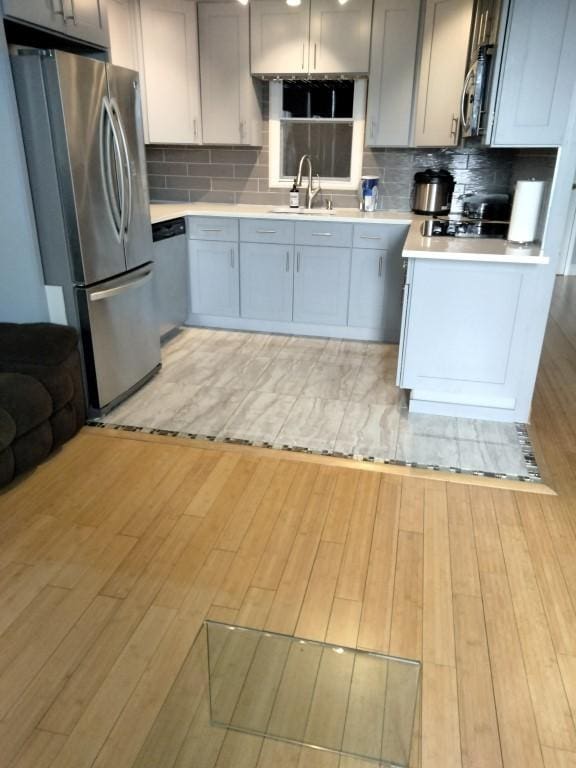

[424,218,509,239]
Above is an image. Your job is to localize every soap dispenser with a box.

[289,178,299,209]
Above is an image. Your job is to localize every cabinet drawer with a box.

[353,223,395,249]
[240,219,294,244]
[295,221,353,247]
[188,217,238,242]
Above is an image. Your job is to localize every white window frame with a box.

[268,79,367,191]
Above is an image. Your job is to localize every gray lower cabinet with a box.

[189,240,239,317]
[240,243,293,321]
[348,248,403,340]
[293,246,351,326]
[3,0,109,48]
[397,257,541,421]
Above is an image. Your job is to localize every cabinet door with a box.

[366,0,420,147]
[240,243,293,321]
[3,0,106,45]
[293,246,351,326]
[250,0,310,75]
[491,0,576,146]
[348,249,403,340]
[198,3,261,146]
[107,0,140,70]
[139,0,202,144]
[66,0,108,47]
[2,0,67,34]
[309,0,373,75]
[189,241,239,317]
[414,0,474,146]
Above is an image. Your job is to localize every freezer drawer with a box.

[77,264,161,410]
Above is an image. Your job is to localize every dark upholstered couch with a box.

[0,323,85,487]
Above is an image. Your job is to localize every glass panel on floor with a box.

[206,621,421,767]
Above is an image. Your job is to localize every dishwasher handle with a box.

[152,217,186,242]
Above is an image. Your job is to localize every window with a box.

[269,79,367,191]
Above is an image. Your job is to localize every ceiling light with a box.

[286,0,302,6]
[237,0,249,5]
[338,0,350,4]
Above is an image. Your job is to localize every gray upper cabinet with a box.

[309,0,373,75]
[198,3,262,146]
[413,0,474,146]
[3,0,108,47]
[490,0,576,147]
[250,0,310,75]
[250,0,372,76]
[139,0,202,145]
[107,0,140,70]
[365,0,420,147]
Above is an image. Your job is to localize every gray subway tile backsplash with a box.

[147,135,556,210]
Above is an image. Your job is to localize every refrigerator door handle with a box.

[89,267,153,302]
[100,96,125,243]
[110,99,132,244]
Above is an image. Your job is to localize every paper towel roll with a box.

[508,180,545,244]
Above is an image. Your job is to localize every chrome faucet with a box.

[296,154,321,209]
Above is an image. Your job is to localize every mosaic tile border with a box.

[86,419,543,484]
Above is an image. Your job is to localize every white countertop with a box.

[149,203,549,265]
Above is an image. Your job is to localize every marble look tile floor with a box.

[100,328,539,480]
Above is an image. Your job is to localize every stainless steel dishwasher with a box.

[152,217,188,342]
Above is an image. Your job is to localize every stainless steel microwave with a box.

[460,43,493,138]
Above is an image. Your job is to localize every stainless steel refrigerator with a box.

[11,49,160,413]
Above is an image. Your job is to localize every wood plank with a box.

[497,493,576,751]
[46,604,176,768]
[471,486,544,768]
[10,730,67,768]
[447,483,481,597]
[422,481,455,667]
[453,594,503,768]
[421,662,461,768]
[214,461,299,609]
[0,594,119,768]
[321,468,359,544]
[295,540,343,641]
[183,453,244,517]
[357,475,401,652]
[515,492,576,656]
[250,463,319,591]
[336,472,380,602]
[399,477,426,534]
[325,597,362,648]
[389,530,423,661]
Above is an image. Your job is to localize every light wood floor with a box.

[0,277,575,768]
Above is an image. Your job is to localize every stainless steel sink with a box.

[268,206,335,216]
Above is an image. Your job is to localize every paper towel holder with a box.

[507,178,545,247]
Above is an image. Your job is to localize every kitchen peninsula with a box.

[151,202,549,424]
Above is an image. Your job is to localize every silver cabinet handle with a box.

[313,43,317,70]
[460,64,476,131]
[239,120,245,143]
[230,248,235,268]
[311,232,333,237]
[296,251,301,272]
[286,251,290,272]
[63,0,75,21]
[51,0,65,16]
[371,120,376,139]
[378,255,383,277]
[200,228,223,232]
[359,235,383,240]
[302,42,305,71]
[450,114,459,140]
[256,229,277,234]
[193,119,198,141]
[90,270,152,302]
